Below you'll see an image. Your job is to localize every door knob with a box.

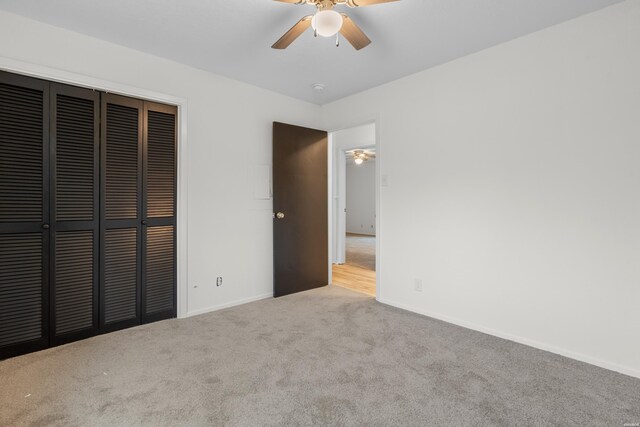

[141,220,147,225]
[275,212,285,219]
[42,223,50,229]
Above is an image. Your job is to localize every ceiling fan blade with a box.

[273,0,306,4]
[346,0,400,6]
[339,15,371,50]
[272,15,313,49]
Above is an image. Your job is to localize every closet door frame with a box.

[1,59,187,320]
[0,71,50,358]
[1,68,180,359]
[99,93,144,333]
[49,83,100,346]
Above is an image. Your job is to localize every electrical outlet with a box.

[216,277,223,287]
[414,278,423,292]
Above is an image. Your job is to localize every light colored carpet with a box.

[345,233,375,271]
[1,286,639,426]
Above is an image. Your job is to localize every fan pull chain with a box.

[314,28,317,37]
[336,32,340,47]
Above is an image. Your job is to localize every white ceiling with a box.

[0,0,623,104]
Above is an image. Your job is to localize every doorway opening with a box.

[329,123,377,297]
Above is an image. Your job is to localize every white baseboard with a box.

[377,297,640,380]
[185,293,273,318]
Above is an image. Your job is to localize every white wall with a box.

[346,160,376,235]
[322,1,640,378]
[0,11,321,317]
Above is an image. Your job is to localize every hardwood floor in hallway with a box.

[332,263,376,296]
[332,233,376,296]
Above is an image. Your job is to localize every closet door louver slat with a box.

[144,225,175,315]
[104,228,138,324]
[0,234,43,347]
[54,231,94,334]
[0,82,44,223]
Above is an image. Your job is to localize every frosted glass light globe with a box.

[354,158,364,165]
[311,10,343,37]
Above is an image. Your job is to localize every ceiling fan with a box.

[347,149,376,164]
[272,0,400,51]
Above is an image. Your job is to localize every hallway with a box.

[332,233,376,296]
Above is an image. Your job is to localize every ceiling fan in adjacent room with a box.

[272,0,400,51]
[347,149,376,165]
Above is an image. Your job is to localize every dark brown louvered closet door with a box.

[1,70,177,359]
[142,103,177,322]
[100,94,143,332]
[0,71,50,358]
[50,84,100,344]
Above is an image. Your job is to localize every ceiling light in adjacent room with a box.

[349,149,376,165]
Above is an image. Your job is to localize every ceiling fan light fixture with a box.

[354,157,364,165]
[311,10,343,37]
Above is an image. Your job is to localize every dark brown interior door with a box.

[272,122,328,298]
